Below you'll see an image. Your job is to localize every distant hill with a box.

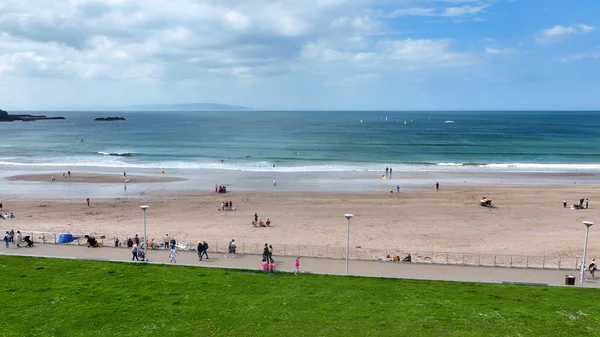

[117,103,252,111]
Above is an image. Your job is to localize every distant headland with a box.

[95,117,126,121]
[0,109,65,122]
[117,103,252,111]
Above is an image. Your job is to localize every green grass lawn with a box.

[0,256,598,337]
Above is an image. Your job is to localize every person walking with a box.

[201,241,209,260]
[86,198,90,207]
[197,241,203,261]
[436,182,439,190]
[124,171,127,178]
[15,231,22,248]
[131,243,139,261]
[294,257,300,275]
[225,239,237,258]
[9,229,14,243]
[0,202,3,210]
[3,231,10,248]
[263,243,269,261]
[586,199,589,209]
[169,247,179,263]
[68,171,71,177]
[268,244,273,262]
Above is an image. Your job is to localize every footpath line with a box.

[1,244,598,288]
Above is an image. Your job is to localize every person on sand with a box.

[254,213,258,222]
[294,257,300,275]
[259,219,264,227]
[134,234,140,245]
[169,247,179,263]
[4,231,10,248]
[0,202,3,210]
[86,198,90,207]
[164,234,170,250]
[436,182,439,190]
[563,200,567,208]
[586,199,589,209]
[229,201,233,210]
[266,219,271,226]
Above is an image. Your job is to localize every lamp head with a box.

[140,205,149,210]
[344,213,353,220]
[583,221,594,228]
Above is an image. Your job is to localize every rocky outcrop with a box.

[95,117,126,121]
[0,109,65,122]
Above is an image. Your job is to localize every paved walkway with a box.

[1,243,598,288]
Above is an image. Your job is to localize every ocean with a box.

[1,110,600,173]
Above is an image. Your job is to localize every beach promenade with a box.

[1,243,598,288]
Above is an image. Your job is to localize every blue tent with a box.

[58,233,73,244]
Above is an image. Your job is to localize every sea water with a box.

[1,110,600,173]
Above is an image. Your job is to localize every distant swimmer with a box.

[124,171,127,178]
[81,139,84,142]
[273,180,276,187]
[246,156,250,158]
[273,164,275,168]
[221,159,224,163]
[51,175,55,181]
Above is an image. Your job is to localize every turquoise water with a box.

[1,110,600,172]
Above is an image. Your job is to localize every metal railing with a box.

[2,229,583,270]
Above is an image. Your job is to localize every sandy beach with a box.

[1,172,598,258]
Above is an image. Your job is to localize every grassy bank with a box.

[0,256,598,336]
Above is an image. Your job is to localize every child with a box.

[169,248,179,263]
[269,260,275,275]
[261,258,269,271]
[294,257,300,275]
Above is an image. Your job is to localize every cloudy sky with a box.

[0,0,599,110]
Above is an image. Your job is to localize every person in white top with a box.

[131,243,139,261]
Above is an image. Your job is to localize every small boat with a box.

[445,120,455,123]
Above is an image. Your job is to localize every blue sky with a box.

[0,0,599,110]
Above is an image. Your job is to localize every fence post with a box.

[446,253,449,265]
[326,246,328,259]
[284,245,287,256]
[558,257,561,270]
[462,254,465,265]
[526,256,529,268]
[54,234,57,244]
[494,255,496,267]
[478,254,481,266]
[510,256,513,268]
[542,256,545,269]
[42,233,46,244]
[575,257,579,270]
[216,241,219,253]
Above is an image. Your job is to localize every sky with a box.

[0,0,599,110]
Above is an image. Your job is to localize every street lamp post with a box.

[344,213,353,275]
[141,205,149,262]
[580,221,593,285]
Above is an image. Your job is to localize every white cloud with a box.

[389,3,491,18]
[560,52,600,62]
[536,24,595,44]
[485,47,514,56]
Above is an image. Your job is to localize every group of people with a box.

[252,213,271,227]
[196,241,209,261]
[220,201,234,211]
[214,184,227,193]
[3,230,33,248]
[566,198,590,209]
[225,239,237,257]
[0,213,16,219]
